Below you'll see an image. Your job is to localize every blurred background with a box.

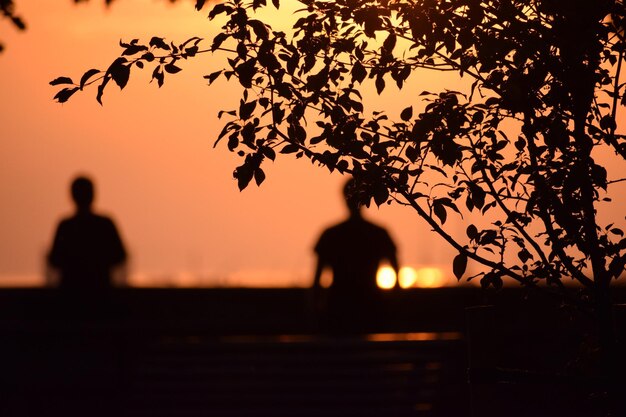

[0,0,463,288]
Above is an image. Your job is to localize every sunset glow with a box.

[398,267,418,288]
[414,267,447,288]
[0,0,459,288]
[396,266,449,288]
[2,0,623,288]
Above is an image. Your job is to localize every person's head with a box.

[71,176,94,212]
[343,178,362,216]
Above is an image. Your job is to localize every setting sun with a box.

[376,266,397,290]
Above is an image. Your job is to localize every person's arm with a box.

[106,218,128,286]
[48,222,65,269]
[107,218,127,265]
[313,257,324,289]
[46,222,66,287]
[44,264,61,287]
[309,254,329,328]
[111,263,128,287]
[312,231,328,290]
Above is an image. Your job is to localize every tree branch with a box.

[523,112,595,288]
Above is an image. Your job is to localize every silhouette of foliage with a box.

[53,0,625,316]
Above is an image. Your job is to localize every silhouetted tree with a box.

[52,0,625,344]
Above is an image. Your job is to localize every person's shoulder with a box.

[316,221,346,245]
[57,214,80,228]
[58,215,73,225]
[94,214,118,228]
[72,213,116,230]
[361,219,394,240]
[85,211,112,222]
[358,217,386,231]
[322,219,354,235]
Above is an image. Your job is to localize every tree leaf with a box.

[471,183,486,210]
[336,159,349,172]
[49,77,74,86]
[227,135,239,151]
[235,59,257,88]
[164,63,182,74]
[254,168,266,186]
[351,61,367,84]
[96,76,110,105]
[151,67,164,88]
[122,44,148,56]
[433,202,447,224]
[149,37,170,50]
[262,146,276,161]
[79,69,100,90]
[204,70,222,85]
[453,253,468,280]
[281,144,300,154]
[53,87,79,103]
[252,0,266,10]
[466,224,478,240]
[211,33,229,51]
[248,20,269,40]
[106,57,129,89]
[383,32,396,52]
[406,145,418,162]
[209,3,233,20]
[400,106,413,121]
[375,76,385,94]
[272,104,285,124]
[373,185,389,206]
[517,248,532,263]
[600,115,617,131]
[111,63,130,90]
[234,163,254,191]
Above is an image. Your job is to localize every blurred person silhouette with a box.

[313,178,399,333]
[47,175,127,290]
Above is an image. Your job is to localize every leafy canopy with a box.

[52,0,626,301]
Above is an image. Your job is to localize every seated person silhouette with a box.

[313,178,399,333]
[48,176,127,290]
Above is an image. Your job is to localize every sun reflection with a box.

[398,267,418,288]
[366,332,463,342]
[414,267,446,288]
[378,265,448,289]
[376,265,397,289]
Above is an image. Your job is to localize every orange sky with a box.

[0,0,623,287]
[0,0,462,287]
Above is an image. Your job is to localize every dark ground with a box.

[1,287,625,416]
